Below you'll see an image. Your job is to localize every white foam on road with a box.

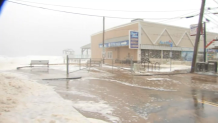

[88,118,109,123]
[0,72,108,123]
[49,65,83,72]
[81,77,177,92]
[57,90,97,98]
[147,78,171,81]
[72,101,120,123]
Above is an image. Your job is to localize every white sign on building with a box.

[190,24,204,36]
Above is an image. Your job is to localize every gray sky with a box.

[0,0,218,56]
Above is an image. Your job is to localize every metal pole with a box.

[203,22,207,62]
[90,59,91,68]
[112,59,113,72]
[170,46,172,72]
[66,55,69,75]
[102,16,105,64]
[89,58,91,71]
[79,58,81,70]
[131,58,133,74]
[190,0,206,73]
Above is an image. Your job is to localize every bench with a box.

[30,60,49,67]
[17,60,49,70]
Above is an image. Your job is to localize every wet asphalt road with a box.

[15,66,218,123]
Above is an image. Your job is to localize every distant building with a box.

[63,49,74,63]
[90,19,218,64]
[81,43,91,58]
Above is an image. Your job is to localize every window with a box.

[141,49,161,59]
[107,51,113,59]
[163,50,181,59]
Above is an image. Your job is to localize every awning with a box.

[141,44,204,52]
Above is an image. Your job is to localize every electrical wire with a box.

[213,0,218,4]
[207,7,218,10]
[204,12,218,24]
[11,0,199,13]
[7,1,185,20]
[157,10,199,23]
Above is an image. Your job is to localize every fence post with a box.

[112,59,113,72]
[66,55,69,75]
[131,58,133,74]
[89,58,91,71]
[148,62,149,71]
[79,58,81,70]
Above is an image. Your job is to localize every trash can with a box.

[208,61,217,73]
[196,62,207,72]
[204,63,208,71]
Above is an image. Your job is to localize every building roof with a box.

[81,43,91,49]
[91,20,218,36]
[104,36,128,43]
[91,21,139,36]
[63,49,74,52]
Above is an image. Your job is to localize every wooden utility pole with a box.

[102,16,105,64]
[203,22,206,62]
[190,0,206,73]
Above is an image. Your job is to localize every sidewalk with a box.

[196,72,218,77]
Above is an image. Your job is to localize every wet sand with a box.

[15,66,218,123]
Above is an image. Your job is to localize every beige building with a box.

[90,19,218,64]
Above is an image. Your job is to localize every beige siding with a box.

[91,23,138,59]
[91,21,218,61]
[118,46,137,60]
[91,34,103,59]
[140,21,218,49]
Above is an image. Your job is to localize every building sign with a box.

[207,49,218,60]
[99,40,129,48]
[129,31,139,49]
[159,40,173,47]
[207,49,218,52]
[190,24,204,36]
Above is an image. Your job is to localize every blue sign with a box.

[129,31,139,49]
[99,40,129,48]
[159,40,173,46]
[207,49,218,52]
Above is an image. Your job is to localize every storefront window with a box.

[107,51,113,59]
[163,50,170,59]
[141,49,161,59]
[164,50,181,59]
[172,51,181,60]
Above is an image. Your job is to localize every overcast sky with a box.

[0,0,218,56]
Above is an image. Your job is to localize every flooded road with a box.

[16,66,218,123]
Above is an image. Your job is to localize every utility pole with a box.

[102,16,105,64]
[203,22,207,62]
[190,0,206,73]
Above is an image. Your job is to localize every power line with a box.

[158,10,199,23]
[8,1,184,20]
[11,0,199,13]
[204,11,218,24]
[204,16,218,27]
[213,0,218,4]
[207,7,218,10]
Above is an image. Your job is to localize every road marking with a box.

[198,100,218,107]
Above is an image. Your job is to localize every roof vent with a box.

[131,18,144,22]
